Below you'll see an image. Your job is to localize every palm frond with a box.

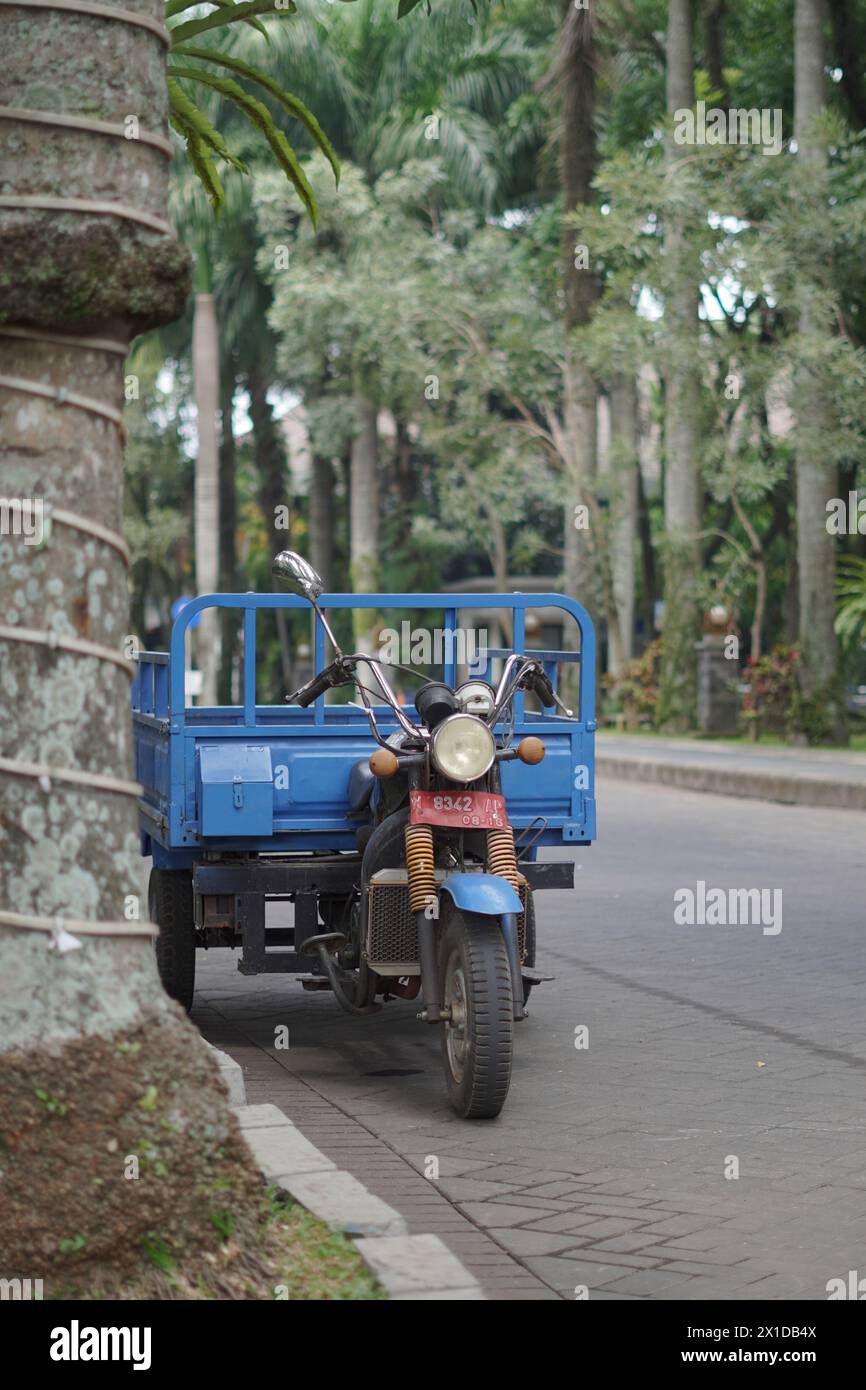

[172,43,340,183]
[168,0,294,47]
[169,108,226,212]
[168,65,318,223]
[167,79,247,173]
[835,555,866,644]
[166,0,269,39]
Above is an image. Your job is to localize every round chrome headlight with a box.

[431,713,495,783]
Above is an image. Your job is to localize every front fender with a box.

[440,873,522,917]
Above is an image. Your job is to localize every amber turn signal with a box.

[516,736,545,765]
[370,748,400,778]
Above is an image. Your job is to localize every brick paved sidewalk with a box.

[198,1004,560,1300]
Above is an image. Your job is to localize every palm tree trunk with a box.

[556,0,600,699]
[657,0,703,730]
[609,377,639,672]
[350,388,379,650]
[0,0,260,1285]
[193,287,221,706]
[794,0,847,742]
[309,454,335,591]
[249,372,291,685]
[219,377,238,704]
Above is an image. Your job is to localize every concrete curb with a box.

[216,1084,484,1300]
[598,753,866,810]
[203,1040,247,1106]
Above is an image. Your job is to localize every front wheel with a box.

[438,904,513,1119]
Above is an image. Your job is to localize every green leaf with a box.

[397,0,424,16]
[165,0,269,41]
[168,0,294,46]
[167,78,247,172]
[172,44,339,185]
[169,101,226,213]
[168,66,318,224]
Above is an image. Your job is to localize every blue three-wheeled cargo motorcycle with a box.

[132,552,597,1118]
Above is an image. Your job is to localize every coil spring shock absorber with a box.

[405,821,442,1021]
[487,823,527,1019]
[486,825,520,888]
[405,822,436,913]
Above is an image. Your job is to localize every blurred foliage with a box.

[125,0,866,728]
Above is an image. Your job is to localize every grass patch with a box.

[262,1191,386,1301]
[48,1188,385,1301]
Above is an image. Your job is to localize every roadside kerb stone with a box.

[355,1233,485,1300]
[276,1169,406,1238]
[233,1100,483,1299]
[598,752,866,810]
[237,1106,336,1179]
[205,1040,247,1106]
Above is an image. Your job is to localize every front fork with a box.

[405,764,526,1024]
[405,821,445,1022]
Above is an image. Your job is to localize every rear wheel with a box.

[148,868,196,1012]
[438,903,513,1119]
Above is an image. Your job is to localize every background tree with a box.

[793,0,848,742]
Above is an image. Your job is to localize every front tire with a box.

[148,868,196,1012]
[438,903,513,1119]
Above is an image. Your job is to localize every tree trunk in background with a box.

[657,0,702,730]
[556,0,600,700]
[703,0,727,98]
[350,389,379,650]
[249,372,291,685]
[0,0,260,1288]
[309,454,334,592]
[192,290,220,706]
[609,377,639,673]
[218,378,237,704]
[794,0,847,743]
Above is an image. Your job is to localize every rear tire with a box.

[438,903,513,1119]
[148,868,196,1012]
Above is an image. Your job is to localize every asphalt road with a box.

[195,779,866,1300]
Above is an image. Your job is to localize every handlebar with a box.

[287,651,571,726]
[287,658,348,707]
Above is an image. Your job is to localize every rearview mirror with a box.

[272,550,324,601]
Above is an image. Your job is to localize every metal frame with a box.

[132,590,597,860]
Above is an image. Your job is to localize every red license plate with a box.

[409,790,508,830]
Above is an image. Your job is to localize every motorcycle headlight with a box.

[431,713,496,783]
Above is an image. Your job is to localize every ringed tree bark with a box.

[0,0,263,1290]
[793,0,847,743]
[656,0,703,730]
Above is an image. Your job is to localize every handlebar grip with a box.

[532,668,555,707]
[292,668,334,707]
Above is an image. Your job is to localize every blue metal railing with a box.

[158,590,595,729]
